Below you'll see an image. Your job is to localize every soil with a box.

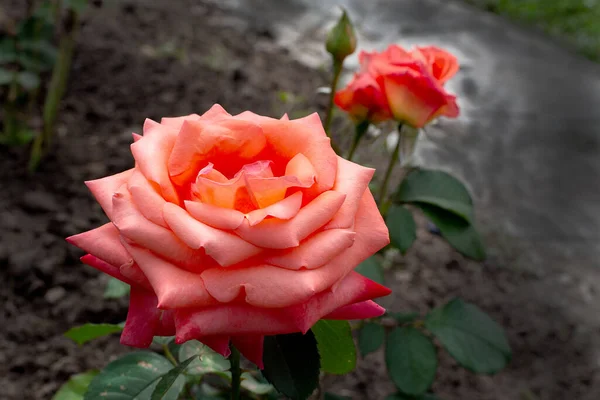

[1,1,598,399]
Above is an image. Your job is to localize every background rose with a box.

[67,104,391,368]
[334,72,392,123]
[335,44,459,127]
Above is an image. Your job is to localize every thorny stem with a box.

[378,123,404,206]
[323,59,343,137]
[230,344,242,400]
[346,121,369,161]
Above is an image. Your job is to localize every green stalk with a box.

[3,78,20,143]
[378,123,404,207]
[162,344,178,366]
[229,344,241,400]
[323,58,343,136]
[346,120,369,161]
[30,8,78,170]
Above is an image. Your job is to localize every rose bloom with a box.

[335,44,459,128]
[67,105,391,368]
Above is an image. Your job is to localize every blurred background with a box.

[1,0,599,399]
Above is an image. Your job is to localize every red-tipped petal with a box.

[200,335,231,358]
[123,243,216,309]
[80,254,135,286]
[232,335,264,369]
[66,223,132,270]
[120,287,161,348]
[324,300,386,320]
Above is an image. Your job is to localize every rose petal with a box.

[201,264,320,307]
[244,191,303,226]
[112,186,214,272]
[192,160,273,210]
[67,223,132,269]
[168,119,267,185]
[324,300,386,320]
[163,202,262,267]
[175,304,294,340]
[264,228,355,270]
[85,169,134,219]
[245,154,315,208]
[376,66,459,128]
[235,190,346,249]
[286,272,391,333]
[312,189,389,287]
[334,73,392,123]
[185,200,245,230]
[232,336,264,369]
[156,310,176,337]
[199,335,231,357]
[410,46,459,84]
[128,170,168,228]
[324,157,375,230]
[131,121,180,203]
[121,288,161,348]
[175,272,390,337]
[80,254,135,286]
[208,189,387,308]
[234,112,337,198]
[119,260,152,289]
[123,243,216,310]
[160,113,201,129]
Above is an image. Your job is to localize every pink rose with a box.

[335,44,460,128]
[67,105,391,367]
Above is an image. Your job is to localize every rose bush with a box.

[67,104,391,368]
[335,44,459,127]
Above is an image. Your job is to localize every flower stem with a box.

[323,59,343,136]
[378,123,404,206]
[230,344,242,400]
[346,121,369,161]
[163,344,178,366]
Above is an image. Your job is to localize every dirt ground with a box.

[1,1,598,399]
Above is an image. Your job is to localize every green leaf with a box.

[0,68,14,85]
[388,312,420,325]
[0,39,18,64]
[425,298,511,374]
[386,205,417,254]
[262,332,320,400]
[358,322,385,356]
[104,277,131,299]
[64,323,123,345]
[151,355,197,400]
[177,340,230,376]
[52,370,99,400]
[395,169,474,223]
[17,16,54,41]
[324,394,351,400]
[17,53,49,72]
[386,327,437,395]
[85,352,185,400]
[17,71,40,90]
[417,204,486,261]
[355,256,384,285]
[311,320,356,374]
